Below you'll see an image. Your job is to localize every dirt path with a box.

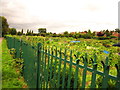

[0,38,3,43]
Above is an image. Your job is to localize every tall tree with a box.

[27,29,29,33]
[38,28,46,33]
[32,30,33,34]
[0,16,9,36]
[88,29,91,34]
[21,29,23,34]
[9,28,17,35]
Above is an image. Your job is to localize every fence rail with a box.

[6,36,120,89]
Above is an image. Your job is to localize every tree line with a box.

[1,16,120,39]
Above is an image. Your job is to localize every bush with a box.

[81,34,93,39]
[96,37,110,40]
[109,36,117,39]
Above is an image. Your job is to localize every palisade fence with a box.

[6,36,120,89]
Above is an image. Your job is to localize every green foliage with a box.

[52,33,57,37]
[96,36,110,40]
[0,16,9,36]
[9,28,17,35]
[96,76,116,88]
[109,36,117,39]
[38,28,47,34]
[64,31,69,34]
[82,33,92,39]
[63,31,69,37]
[17,31,23,35]
[104,29,111,36]
[88,29,91,34]
[2,39,27,88]
[10,48,16,58]
[6,35,119,88]
[38,33,46,37]
[73,33,81,39]
[115,28,120,33]
[26,29,33,36]
[92,31,96,36]
[21,29,23,34]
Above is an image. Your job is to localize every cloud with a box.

[0,0,119,33]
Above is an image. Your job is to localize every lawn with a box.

[2,39,27,88]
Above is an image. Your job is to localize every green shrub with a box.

[96,37,110,40]
[109,36,117,39]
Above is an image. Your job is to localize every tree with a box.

[88,29,91,34]
[46,32,53,37]
[0,16,9,36]
[38,28,46,33]
[21,29,23,34]
[9,28,17,35]
[69,33,73,37]
[27,29,29,33]
[26,29,33,36]
[82,33,92,39]
[84,31,87,33]
[32,30,33,34]
[92,31,96,36]
[63,31,69,37]
[115,28,120,33]
[105,29,111,36]
[52,33,57,37]
[17,31,22,35]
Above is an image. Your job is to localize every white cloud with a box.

[0,0,119,33]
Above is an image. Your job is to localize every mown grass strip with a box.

[2,39,27,88]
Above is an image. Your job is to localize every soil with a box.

[0,38,3,43]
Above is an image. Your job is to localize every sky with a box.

[0,0,120,33]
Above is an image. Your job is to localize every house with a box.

[112,32,120,37]
[79,32,87,34]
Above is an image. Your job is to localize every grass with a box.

[2,39,27,88]
[0,39,2,89]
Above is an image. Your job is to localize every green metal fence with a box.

[6,36,120,89]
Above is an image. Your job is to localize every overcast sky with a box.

[0,0,119,33]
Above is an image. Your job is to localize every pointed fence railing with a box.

[6,36,120,89]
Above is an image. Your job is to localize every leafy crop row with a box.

[6,35,119,76]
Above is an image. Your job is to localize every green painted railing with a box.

[6,36,120,89]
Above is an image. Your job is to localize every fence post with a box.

[73,58,80,88]
[14,37,15,48]
[67,50,73,88]
[62,49,67,88]
[57,48,62,88]
[115,60,120,89]
[101,57,110,88]
[118,56,120,90]
[73,52,80,88]
[36,43,42,89]
[20,39,22,59]
[81,53,88,88]
[90,54,97,88]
